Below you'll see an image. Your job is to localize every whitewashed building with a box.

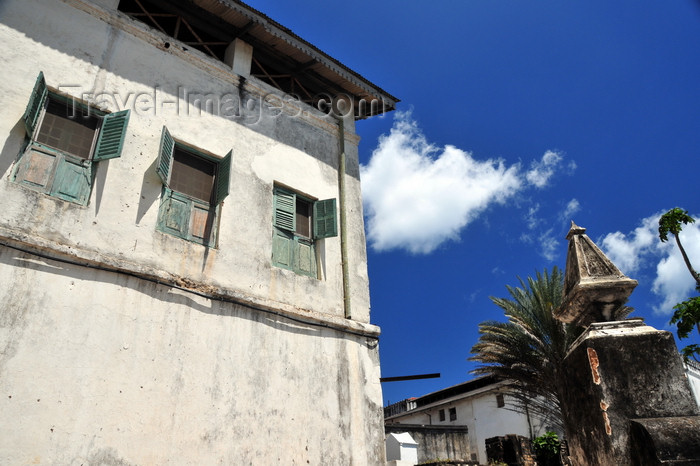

[686,360,700,408]
[0,0,397,463]
[385,375,555,464]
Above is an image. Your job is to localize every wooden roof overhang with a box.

[119,0,398,119]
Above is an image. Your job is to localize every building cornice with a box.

[0,229,380,339]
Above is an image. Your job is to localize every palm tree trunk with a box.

[674,232,700,289]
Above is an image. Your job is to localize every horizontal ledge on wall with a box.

[0,228,380,340]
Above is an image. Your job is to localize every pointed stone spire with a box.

[554,221,638,327]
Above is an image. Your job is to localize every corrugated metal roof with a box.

[412,375,502,408]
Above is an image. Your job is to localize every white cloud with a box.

[360,112,522,254]
[652,224,700,313]
[539,228,559,261]
[526,150,563,188]
[526,204,540,230]
[561,198,580,223]
[600,213,700,315]
[520,227,559,261]
[600,215,659,274]
[520,200,580,261]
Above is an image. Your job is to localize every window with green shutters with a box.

[271,186,338,278]
[155,126,231,246]
[13,72,130,205]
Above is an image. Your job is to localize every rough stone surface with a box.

[555,222,637,327]
[561,320,700,466]
[630,417,700,465]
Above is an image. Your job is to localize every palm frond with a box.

[469,267,581,431]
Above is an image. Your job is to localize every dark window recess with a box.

[496,394,505,408]
[155,126,231,247]
[35,98,99,159]
[449,407,457,421]
[117,0,350,115]
[295,197,311,238]
[250,53,331,114]
[170,146,215,202]
[271,187,338,278]
[118,0,228,61]
[14,71,130,206]
[439,409,445,422]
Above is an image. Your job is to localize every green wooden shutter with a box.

[313,198,338,239]
[23,72,48,136]
[212,150,232,204]
[156,126,175,186]
[14,148,57,190]
[273,188,296,232]
[93,110,130,161]
[272,230,293,268]
[295,240,317,277]
[50,158,92,205]
[157,189,191,238]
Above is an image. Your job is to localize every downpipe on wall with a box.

[337,117,351,320]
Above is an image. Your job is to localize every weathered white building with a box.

[384,376,555,464]
[0,0,397,463]
[686,360,700,408]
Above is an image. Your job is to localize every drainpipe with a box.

[337,117,351,319]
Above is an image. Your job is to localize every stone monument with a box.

[555,222,700,465]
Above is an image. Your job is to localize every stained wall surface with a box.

[0,0,384,463]
[0,0,372,323]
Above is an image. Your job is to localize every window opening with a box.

[449,407,457,421]
[118,0,228,61]
[14,72,130,205]
[155,126,231,246]
[271,186,337,277]
[496,394,505,408]
[295,197,311,238]
[171,146,216,202]
[118,0,353,116]
[35,98,99,159]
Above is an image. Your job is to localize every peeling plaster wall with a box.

[0,0,372,323]
[0,246,384,464]
[0,0,383,463]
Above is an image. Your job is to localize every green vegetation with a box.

[533,431,561,466]
[469,267,581,433]
[658,208,700,362]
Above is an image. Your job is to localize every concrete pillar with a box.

[224,38,253,77]
[561,319,700,465]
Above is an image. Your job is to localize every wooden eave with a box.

[187,0,398,118]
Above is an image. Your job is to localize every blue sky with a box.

[245,0,700,405]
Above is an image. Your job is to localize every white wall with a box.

[0,0,384,463]
[686,362,700,408]
[0,247,384,464]
[0,0,372,324]
[387,387,551,464]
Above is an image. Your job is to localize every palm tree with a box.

[659,207,700,361]
[658,208,700,289]
[469,267,582,433]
